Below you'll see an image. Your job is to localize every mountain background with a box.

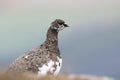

[0,0,120,79]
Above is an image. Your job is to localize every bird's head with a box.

[50,19,69,32]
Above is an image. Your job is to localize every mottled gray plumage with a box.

[7,19,69,75]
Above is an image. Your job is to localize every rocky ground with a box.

[0,73,114,80]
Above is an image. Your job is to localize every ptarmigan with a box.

[7,19,69,75]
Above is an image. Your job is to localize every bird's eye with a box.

[59,23,63,25]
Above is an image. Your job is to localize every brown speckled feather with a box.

[7,19,69,75]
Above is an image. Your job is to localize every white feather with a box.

[54,57,62,75]
[38,60,54,75]
[38,57,62,76]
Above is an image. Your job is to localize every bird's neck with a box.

[45,28,59,53]
[45,28,58,44]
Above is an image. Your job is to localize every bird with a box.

[7,19,69,75]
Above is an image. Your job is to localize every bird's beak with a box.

[63,23,69,27]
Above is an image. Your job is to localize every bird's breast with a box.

[38,57,62,76]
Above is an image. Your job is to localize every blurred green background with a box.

[0,0,120,79]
